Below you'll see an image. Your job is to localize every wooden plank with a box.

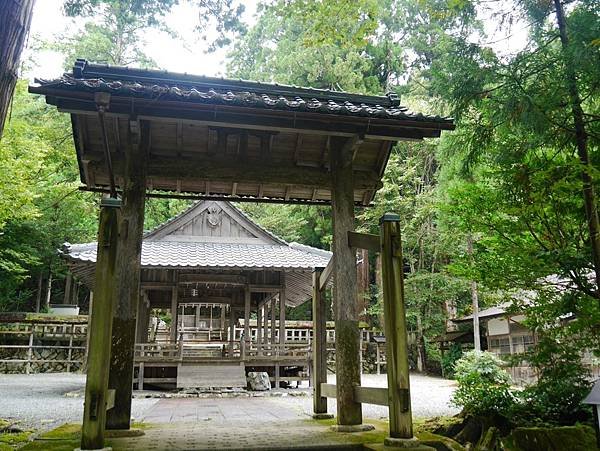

[319,257,334,292]
[106,389,116,410]
[320,383,337,399]
[354,386,388,406]
[381,215,413,439]
[348,231,380,253]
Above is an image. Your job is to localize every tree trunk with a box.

[553,0,600,297]
[0,0,36,138]
[35,272,43,312]
[44,272,52,311]
[467,235,481,351]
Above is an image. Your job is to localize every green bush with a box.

[441,343,463,378]
[512,335,593,425]
[451,350,515,416]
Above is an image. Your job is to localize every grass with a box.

[0,419,33,450]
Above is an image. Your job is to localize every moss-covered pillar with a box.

[81,197,121,450]
[380,214,414,443]
[106,120,148,431]
[330,136,362,426]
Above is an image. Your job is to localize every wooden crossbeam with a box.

[348,231,380,253]
[319,383,389,407]
[319,257,334,291]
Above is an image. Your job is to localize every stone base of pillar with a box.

[312,413,334,420]
[75,447,112,451]
[383,436,434,450]
[330,424,375,433]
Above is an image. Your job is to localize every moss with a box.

[414,416,463,436]
[20,439,81,451]
[504,424,599,451]
[417,431,465,451]
[37,423,81,441]
[0,431,33,446]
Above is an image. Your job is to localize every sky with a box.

[25,0,529,81]
[25,0,259,80]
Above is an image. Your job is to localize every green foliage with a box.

[0,82,98,311]
[451,351,515,416]
[441,342,463,378]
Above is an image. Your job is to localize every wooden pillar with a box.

[312,268,330,417]
[279,273,286,347]
[81,197,121,450]
[244,285,251,344]
[228,304,235,356]
[380,214,413,440]
[136,291,150,344]
[170,283,178,342]
[270,297,276,345]
[106,119,148,431]
[262,305,268,345]
[257,304,263,354]
[330,136,362,426]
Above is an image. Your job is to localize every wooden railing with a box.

[245,342,311,361]
[133,341,310,363]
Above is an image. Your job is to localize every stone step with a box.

[177,362,247,388]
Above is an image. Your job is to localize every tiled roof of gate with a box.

[32,60,454,125]
[63,240,331,270]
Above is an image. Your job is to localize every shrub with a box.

[512,334,593,425]
[451,350,514,416]
[441,342,463,378]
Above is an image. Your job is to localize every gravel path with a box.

[0,372,458,432]
[0,373,158,432]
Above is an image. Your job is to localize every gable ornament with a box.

[207,205,222,228]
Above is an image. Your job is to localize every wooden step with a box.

[177,362,247,388]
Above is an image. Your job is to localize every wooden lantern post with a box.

[330,136,363,427]
[106,120,148,430]
[80,197,121,450]
[380,213,415,444]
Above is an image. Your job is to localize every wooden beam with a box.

[107,119,149,430]
[354,386,388,406]
[178,274,247,285]
[140,282,174,290]
[244,285,251,346]
[80,199,121,450]
[170,282,178,342]
[49,97,450,141]
[312,268,329,416]
[348,231,380,253]
[279,273,286,346]
[381,214,413,439]
[319,257,334,292]
[249,284,283,293]
[330,135,363,426]
[85,153,383,191]
[320,383,337,399]
[293,134,303,164]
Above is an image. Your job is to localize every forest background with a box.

[1,0,599,381]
